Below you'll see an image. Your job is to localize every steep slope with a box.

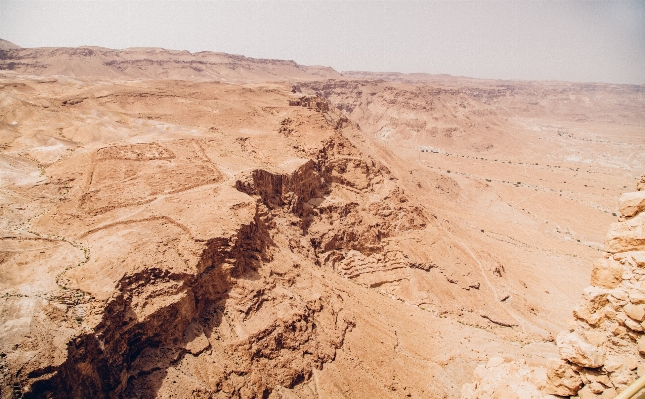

[463,177,645,398]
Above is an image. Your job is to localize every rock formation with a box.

[0,76,506,398]
[2,41,644,398]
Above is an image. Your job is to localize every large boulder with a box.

[556,332,606,368]
[545,359,583,396]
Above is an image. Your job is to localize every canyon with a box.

[0,40,644,398]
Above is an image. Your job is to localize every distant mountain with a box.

[0,39,21,50]
[0,42,341,82]
[341,70,460,83]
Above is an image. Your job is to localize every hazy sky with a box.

[1,0,644,84]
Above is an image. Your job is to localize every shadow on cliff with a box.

[24,213,276,399]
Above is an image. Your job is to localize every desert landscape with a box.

[1,38,644,398]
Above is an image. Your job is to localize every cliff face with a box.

[462,176,645,399]
[0,45,341,82]
[0,84,348,397]
[294,79,645,156]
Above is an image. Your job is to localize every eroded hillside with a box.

[0,47,644,398]
[296,78,645,335]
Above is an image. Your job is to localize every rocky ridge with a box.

[0,44,341,82]
[462,176,645,399]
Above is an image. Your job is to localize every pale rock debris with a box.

[624,303,645,322]
[544,359,583,396]
[590,259,624,289]
[606,212,645,253]
[637,176,645,192]
[618,191,645,219]
[638,336,645,354]
[556,332,606,368]
[461,357,560,399]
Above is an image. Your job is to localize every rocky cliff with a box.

[1,78,517,398]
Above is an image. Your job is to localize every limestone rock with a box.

[605,212,645,253]
[625,316,644,331]
[595,374,610,386]
[591,259,623,289]
[609,288,628,301]
[461,383,476,399]
[618,191,645,219]
[577,385,598,399]
[584,330,608,346]
[545,359,583,396]
[557,332,605,368]
[575,288,613,325]
[638,336,645,355]
[603,355,626,373]
[610,367,637,386]
[629,290,645,304]
[574,305,604,326]
[584,287,611,309]
[588,381,604,394]
[624,303,645,322]
[184,322,210,355]
[635,364,645,377]
[630,251,645,268]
